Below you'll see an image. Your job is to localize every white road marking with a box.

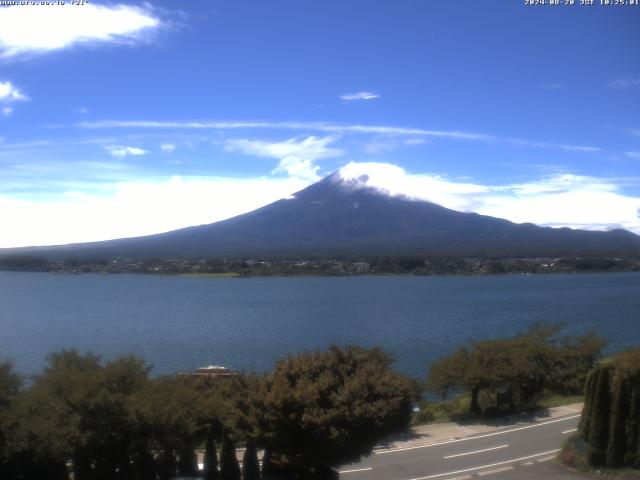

[562,428,578,434]
[338,467,373,474]
[536,455,556,463]
[409,449,561,480]
[375,415,580,455]
[477,466,514,476]
[522,461,533,466]
[444,444,508,459]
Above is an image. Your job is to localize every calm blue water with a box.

[1,272,639,379]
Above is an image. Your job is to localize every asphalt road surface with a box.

[339,413,585,480]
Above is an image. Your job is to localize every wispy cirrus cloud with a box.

[77,119,604,153]
[625,151,640,160]
[608,77,640,88]
[0,3,161,59]
[105,145,147,158]
[77,119,496,141]
[340,91,380,101]
[160,143,176,153]
[1,107,13,117]
[508,138,601,153]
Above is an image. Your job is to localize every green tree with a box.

[219,434,241,480]
[255,345,414,477]
[6,351,151,480]
[242,443,260,480]
[131,375,203,480]
[428,324,605,415]
[203,427,219,480]
[0,361,22,479]
[606,377,628,467]
[579,349,640,469]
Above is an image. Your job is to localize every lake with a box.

[1,271,639,379]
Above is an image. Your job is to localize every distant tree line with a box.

[578,348,640,469]
[427,324,605,414]
[0,346,415,480]
[1,254,639,276]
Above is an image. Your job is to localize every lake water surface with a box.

[1,271,639,378]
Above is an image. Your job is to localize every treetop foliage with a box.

[427,323,605,414]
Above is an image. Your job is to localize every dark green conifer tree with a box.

[220,435,241,480]
[587,366,610,467]
[242,443,260,480]
[203,428,219,480]
[624,386,639,466]
[607,379,629,467]
[178,446,199,477]
[579,368,598,442]
[630,386,640,468]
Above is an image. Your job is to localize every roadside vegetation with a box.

[421,323,603,420]
[0,323,628,479]
[560,348,640,479]
[0,346,415,480]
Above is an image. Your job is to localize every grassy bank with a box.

[412,393,584,425]
[560,435,640,480]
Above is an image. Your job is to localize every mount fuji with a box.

[3,168,640,260]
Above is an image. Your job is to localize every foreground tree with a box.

[242,443,260,480]
[203,427,219,480]
[219,434,241,480]
[428,324,605,414]
[255,345,414,478]
[6,351,153,480]
[579,348,640,469]
[131,375,204,480]
[0,362,21,479]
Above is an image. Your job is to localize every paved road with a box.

[339,412,584,480]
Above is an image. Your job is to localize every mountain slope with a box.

[4,172,640,259]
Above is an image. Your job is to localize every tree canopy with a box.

[254,345,415,477]
[428,323,605,414]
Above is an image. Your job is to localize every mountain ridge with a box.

[2,171,640,260]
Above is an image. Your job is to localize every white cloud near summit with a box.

[0,3,160,58]
[338,162,640,234]
[226,135,343,181]
[1,161,638,248]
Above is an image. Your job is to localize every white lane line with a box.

[444,444,508,459]
[375,415,579,455]
[409,449,561,480]
[477,466,514,476]
[536,455,556,463]
[338,467,373,474]
[562,428,578,434]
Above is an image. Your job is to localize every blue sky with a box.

[0,0,639,247]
